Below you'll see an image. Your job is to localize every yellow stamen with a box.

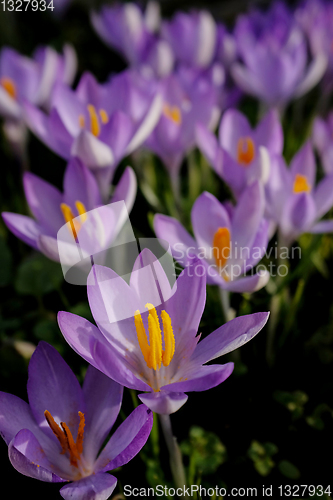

[60,201,88,238]
[161,310,175,367]
[293,173,311,194]
[75,201,87,223]
[87,104,100,137]
[163,104,182,125]
[213,227,231,271]
[134,305,175,371]
[78,114,85,128]
[134,310,152,369]
[0,77,17,100]
[44,410,86,468]
[237,137,255,165]
[99,109,109,124]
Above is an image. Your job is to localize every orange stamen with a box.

[163,104,182,125]
[293,173,311,194]
[0,77,17,99]
[237,137,255,165]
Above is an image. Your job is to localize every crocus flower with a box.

[0,44,77,121]
[196,108,283,199]
[91,2,174,78]
[145,66,220,181]
[265,140,333,244]
[58,251,269,414]
[0,341,153,500]
[2,157,137,264]
[161,10,217,69]
[312,112,333,174]
[231,2,327,109]
[296,0,333,91]
[154,181,269,292]
[24,70,162,195]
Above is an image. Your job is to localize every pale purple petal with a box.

[309,220,333,233]
[138,391,188,415]
[82,367,123,465]
[71,130,114,170]
[2,212,41,250]
[223,270,270,293]
[63,157,102,210]
[254,109,283,155]
[162,363,234,393]
[190,312,269,365]
[60,473,117,500]
[0,392,40,445]
[96,404,153,471]
[290,141,316,187]
[27,342,85,442]
[110,166,137,212]
[9,429,64,482]
[219,108,253,156]
[313,172,333,219]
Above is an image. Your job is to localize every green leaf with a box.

[273,390,308,420]
[247,440,278,477]
[278,460,301,479]
[0,236,13,287]
[15,253,63,296]
[180,426,227,476]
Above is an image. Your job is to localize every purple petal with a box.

[82,367,123,464]
[138,391,188,415]
[219,108,252,157]
[96,404,153,471]
[290,141,316,188]
[57,311,111,369]
[9,429,64,482]
[190,312,269,365]
[231,180,264,251]
[110,166,137,212]
[310,220,333,233]
[195,122,221,173]
[191,191,231,261]
[99,110,134,164]
[63,157,102,210]
[0,392,40,445]
[223,270,270,293]
[92,339,150,392]
[294,53,327,99]
[27,341,85,442]
[71,130,114,169]
[162,363,234,392]
[313,173,333,219]
[2,212,41,250]
[23,172,63,234]
[254,109,283,155]
[280,193,316,238]
[60,473,117,500]
[153,214,197,267]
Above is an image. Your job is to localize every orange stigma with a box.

[60,200,87,239]
[44,410,85,468]
[237,137,255,165]
[212,227,231,280]
[78,106,109,136]
[0,77,17,100]
[163,104,182,125]
[293,173,311,194]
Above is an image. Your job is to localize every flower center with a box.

[44,410,85,468]
[163,104,182,125]
[293,173,311,194]
[78,105,109,137]
[0,77,17,99]
[212,227,231,281]
[134,303,175,372]
[237,137,255,165]
[60,200,87,240]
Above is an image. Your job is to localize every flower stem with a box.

[219,287,235,323]
[158,414,187,492]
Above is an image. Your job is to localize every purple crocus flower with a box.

[58,252,269,415]
[154,181,269,292]
[161,10,217,69]
[312,112,333,174]
[296,0,333,91]
[0,44,77,121]
[2,157,137,263]
[24,70,162,194]
[265,140,333,244]
[231,2,327,109]
[196,108,283,199]
[0,341,153,500]
[145,66,220,181]
[91,2,174,78]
